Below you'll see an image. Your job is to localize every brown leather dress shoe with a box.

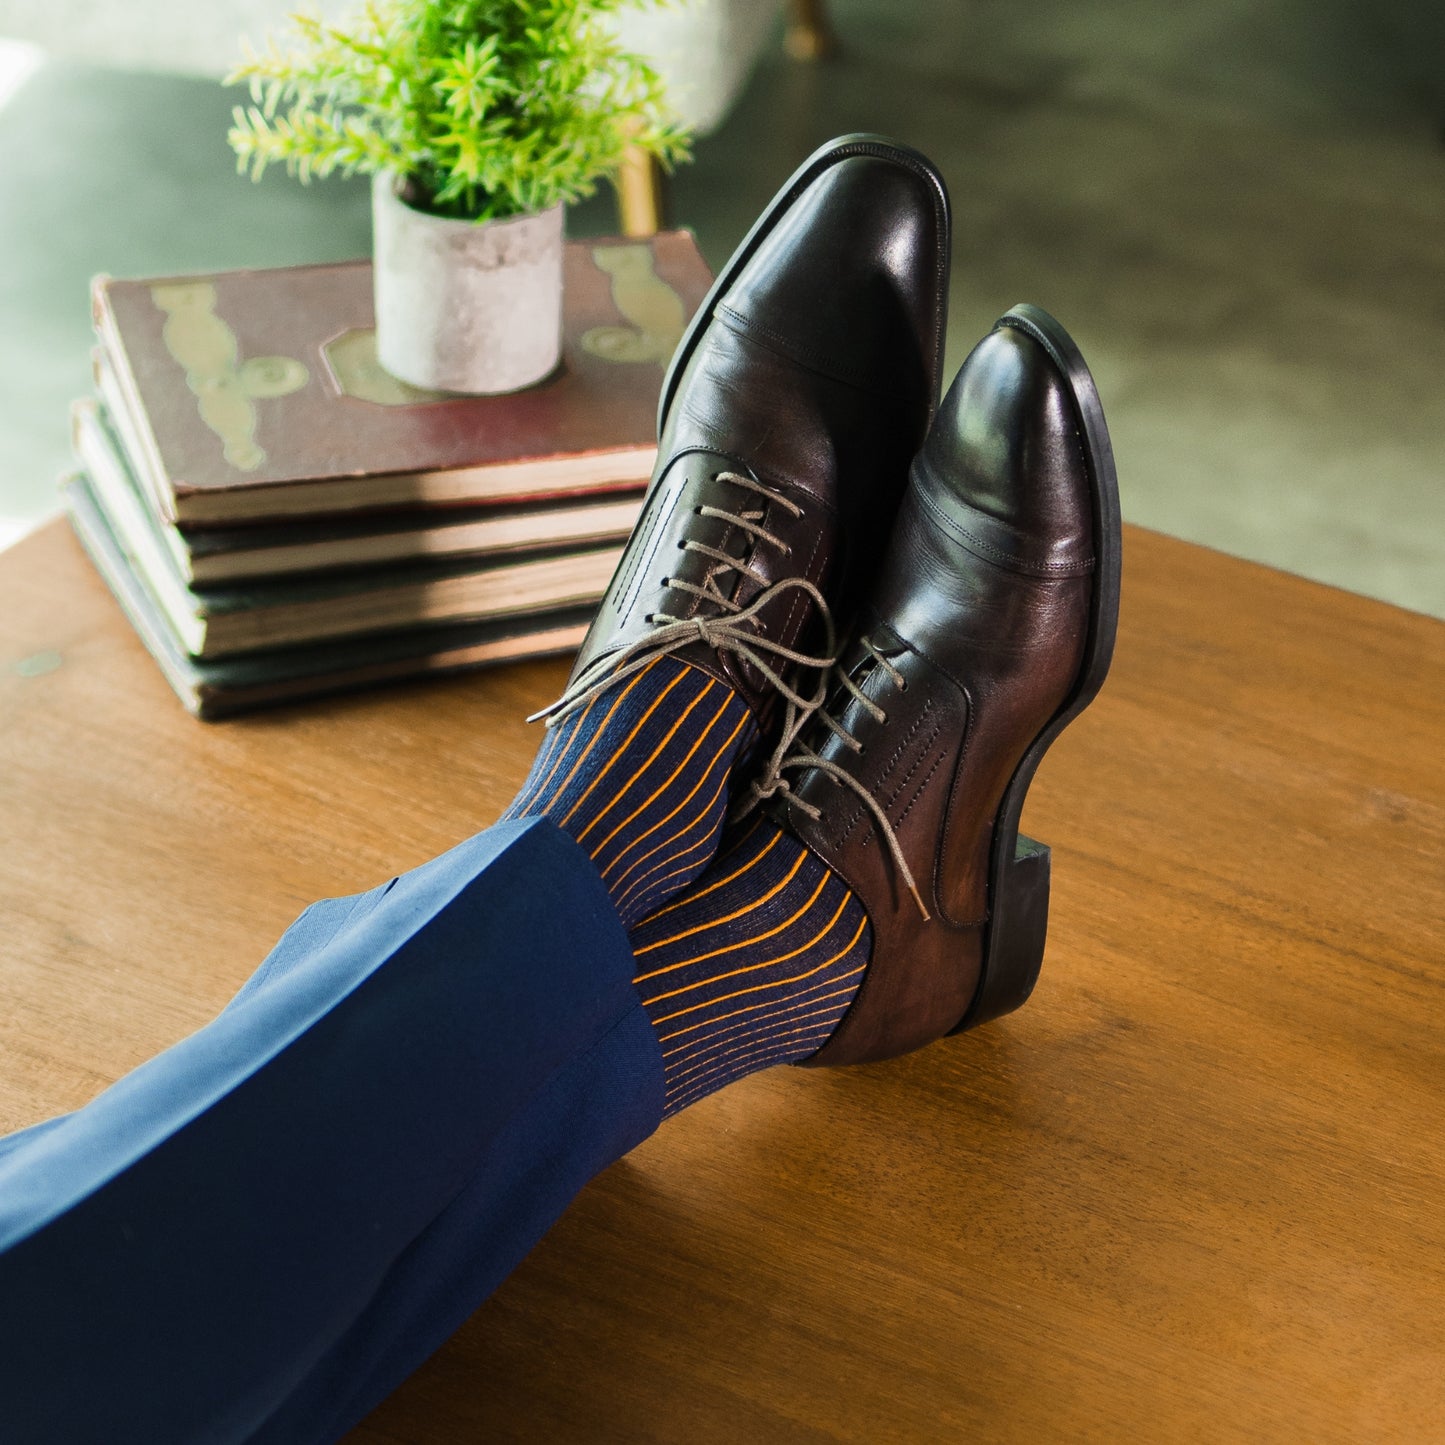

[540,134,950,729]
[762,304,1122,1065]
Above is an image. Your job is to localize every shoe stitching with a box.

[608,471,678,623]
[740,624,932,920]
[841,700,936,850]
[911,471,1097,578]
[660,137,950,433]
[895,748,946,829]
[858,718,942,852]
[770,509,826,651]
[883,718,941,816]
[717,304,925,402]
[877,705,937,810]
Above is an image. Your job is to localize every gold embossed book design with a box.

[89,232,713,526]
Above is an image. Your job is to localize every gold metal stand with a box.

[784,0,837,61]
[616,143,665,238]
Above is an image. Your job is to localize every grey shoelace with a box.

[529,471,838,729]
[740,636,930,921]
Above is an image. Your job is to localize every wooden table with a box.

[2,519,1442,1442]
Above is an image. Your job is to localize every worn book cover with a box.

[73,398,644,584]
[63,459,623,658]
[64,473,590,718]
[91,230,709,526]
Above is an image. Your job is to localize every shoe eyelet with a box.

[898,678,908,693]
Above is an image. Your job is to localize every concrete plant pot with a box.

[371,173,564,395]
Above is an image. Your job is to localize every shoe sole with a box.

[656,133,953,437]
[952,303,1123,1033]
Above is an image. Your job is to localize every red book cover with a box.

[92,231,710,526]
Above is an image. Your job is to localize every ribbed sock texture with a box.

[503,655,754,929]
[628,817,873,1116]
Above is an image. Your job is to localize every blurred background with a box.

[1,0,1442,615]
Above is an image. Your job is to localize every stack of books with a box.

[64,232,712,717]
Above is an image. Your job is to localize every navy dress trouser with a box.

[0,818,664,1444]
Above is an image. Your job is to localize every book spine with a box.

[71,400,209,654]
[194,623,589,718]
[73,400,197,585]
[198,546,622,658]
[90,280,181,525]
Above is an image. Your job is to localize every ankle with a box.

[504,656,754,927]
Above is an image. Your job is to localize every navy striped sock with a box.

[503,655,755,928]
[628,817,873,1116]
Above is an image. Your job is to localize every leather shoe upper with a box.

[563,138,951,725]
[772,316,1103,1065]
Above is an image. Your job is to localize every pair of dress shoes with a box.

[559,134,1121,1067]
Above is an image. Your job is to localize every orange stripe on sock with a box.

[638,819,773,924]
[663,994,859,1079]
[635,861,838,988]
[558,664,691,827]
[669,1037,835,1111]
[506,729,560,818]
[532,659,662,814]
[646,910,868,1022]
[665,1008,847,1089]
[587,686,732,856]
[511,691,599,814]
[658,969,865,1052]
[666,1021,839,1107]
[632,848,811,962]
[609,767,732,905]
[600,706,747,884]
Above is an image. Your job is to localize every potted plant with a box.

[228,0,688,394]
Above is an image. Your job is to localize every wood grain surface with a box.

[1,519,1442,1443]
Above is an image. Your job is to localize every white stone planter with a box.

[371,173,564,395]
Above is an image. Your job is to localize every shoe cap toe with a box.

[917,323,1096,574]
[721,153,948,404]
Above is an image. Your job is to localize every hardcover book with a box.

[91,230,710,525]
[65,473,590,719]
[73,398,645,584]
[63,468,623,659]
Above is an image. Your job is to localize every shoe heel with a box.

[950,833,1051,1033]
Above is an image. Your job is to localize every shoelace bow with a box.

[529,471,838,729]
[739,635,930,921]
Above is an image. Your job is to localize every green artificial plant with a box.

[228,0,689,221]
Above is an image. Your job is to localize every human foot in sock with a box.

[504,656,755,928]
[514,136,950,923]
